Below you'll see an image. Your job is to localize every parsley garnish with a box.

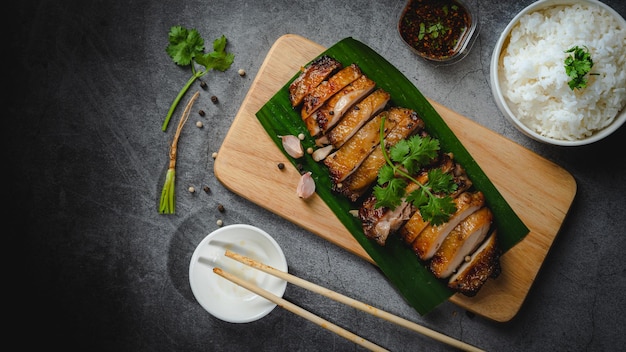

[373,117,458,226]
[564,46,597,91]
[162,26,234,131]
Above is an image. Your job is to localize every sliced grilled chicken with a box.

[301,64,362,120]
[337,108,425,201]
[359,183,420,246]
[400,207,429,245]
[291,57,504,298]
[358,153,433,245]
[411,191,485,261]
[324,110,401,184]
[448,231,502,297]
[429,207,493,279]
[317,89,391,149]
[289,55,342,107]
[357,148,460,246]
[304,75,376,137]
[398,153,467,244]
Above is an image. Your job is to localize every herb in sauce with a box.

[399,0,471,61]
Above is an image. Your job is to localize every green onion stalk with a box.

[159,91,199,214]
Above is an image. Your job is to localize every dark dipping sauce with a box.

[399,0,472,61]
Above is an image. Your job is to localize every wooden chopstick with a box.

[212,267,389,352]
[222,250,484,352]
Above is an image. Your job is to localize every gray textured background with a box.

[10,0,626,351]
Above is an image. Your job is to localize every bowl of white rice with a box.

[490,0,626,146]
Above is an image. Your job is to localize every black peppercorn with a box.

[198,110,206,117]
[217,204,225,212]
[277,162,285,170]
[211,95,218,104]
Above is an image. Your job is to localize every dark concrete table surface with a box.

[10,0,626,351]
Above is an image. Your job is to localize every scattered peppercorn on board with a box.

[214,34,577,322]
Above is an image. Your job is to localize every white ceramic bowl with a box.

[188,224,287,323]
[490,0,626,146]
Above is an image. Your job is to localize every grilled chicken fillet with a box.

[357,148,466,246]
[429,207,493,279]
[337,108,425,201]
[289,56,504,298]
[301,64,362,120]
[316,88,391,149]
[398,153,471,245]
[289,55,342,107]
[324,110,400,184]
[448,231,502,297]
[305,75,376,137]
[411,191,485,261]
[359,183,420,246]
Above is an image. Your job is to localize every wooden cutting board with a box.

[214,34,577,322]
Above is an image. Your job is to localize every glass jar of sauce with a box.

[398,0,479,65]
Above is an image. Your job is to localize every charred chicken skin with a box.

[289,55,342,108]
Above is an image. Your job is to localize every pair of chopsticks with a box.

[213,250,484,352]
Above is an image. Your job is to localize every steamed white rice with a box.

[500,3,626,141]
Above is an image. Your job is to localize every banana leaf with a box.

[255,37,530,315]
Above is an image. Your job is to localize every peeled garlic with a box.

[296,171,315,199]
[280,135,304,158]
[312,144,333,161]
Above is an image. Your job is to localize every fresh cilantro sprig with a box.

[162,26,235,131]
[373,117,458,226]
[564,46,598,91]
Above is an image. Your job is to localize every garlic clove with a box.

[280,135,304,158]
[312,144,333,162]
[296,171,316,199]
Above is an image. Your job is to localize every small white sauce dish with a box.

[189,224,288,323]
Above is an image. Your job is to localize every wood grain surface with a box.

[214,34,577,322]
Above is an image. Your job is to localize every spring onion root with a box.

[159,91,200,214]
